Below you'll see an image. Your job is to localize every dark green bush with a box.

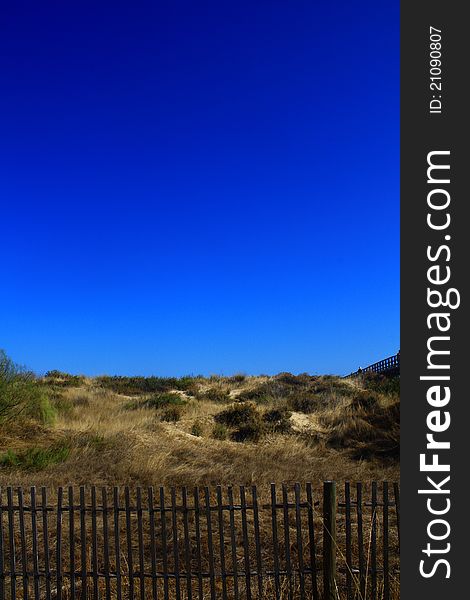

[237,378,303,403]
[197,387,231,403]
[228,373,246,383]
[160,406,183,422]
[0,443,70,471]
[191,421,203,437]
[145,392,187,410]
[214,402,259,427]
[312,380,355,397]
[0,350,56,425]
[96,375,197,396]
[214,402,266,442]
[231,419,265,443]
[274,372,315,386]
[212,423,228,440]
[361,372,400,397]
[287,393,319,414]
[44,371,85,387]
[263,407,292,433]
[350,390,380,410]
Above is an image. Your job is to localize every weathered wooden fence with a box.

[0,482,399,600]
[348,353,400,378]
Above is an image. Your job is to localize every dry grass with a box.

[0,374,399,490]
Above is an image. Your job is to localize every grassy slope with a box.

[0,373,399,490]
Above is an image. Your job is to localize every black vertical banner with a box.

[401,1,468,598]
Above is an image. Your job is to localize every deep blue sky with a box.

[0,1,399,376]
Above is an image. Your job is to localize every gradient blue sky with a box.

[0,1,399,376]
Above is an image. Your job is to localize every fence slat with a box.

[69,487,76,600]
[136,488,146,600]
[240,486,252,600]
[193,488,203,600]
[383,482,390,600]
[147,488,158,600]
[356,483,365,599]
[306,483,319,600]
[227,486,239,600]
[281,484,293,600]
[344,483,352,600]
[393,482,400,550]
[270,484,281,600]
[80,486,87,600]
[30,488,40,600]
[91,487,99,600]
[204,487,216,600]
[181,488,192,600]
[294,483,305,600]
[252,486,264,599]
[113,488,122,600]
[371,482,378,600]
[159,487,169,600]
[322,482,336,600]
[216,486,228,600]
[7,488,17,600]
[18,488,29,600]
[170,488,181,600]
[56,487,63,600]
[41,488,51,600]
[124,487,134,600]
[101,489,111,600]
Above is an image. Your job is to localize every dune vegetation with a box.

[0,351,399,490]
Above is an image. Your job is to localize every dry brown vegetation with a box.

[0,371,399,490]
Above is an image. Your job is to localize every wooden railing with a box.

[0,482,399,600]
[348,352,400,378]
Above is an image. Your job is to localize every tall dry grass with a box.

[1,373,399,490]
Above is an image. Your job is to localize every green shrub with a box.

[0,449,20,468]
[197,388,231,403]
[263,407,292,433]
[175,376,199,394]
[287,393,319,414]
[33,393,57,424]
[46,389,73,415]
[231,419,265,443]
[350,390,380,410]
[47,391,87,416]
[214,402,259,427]
[191,421,203,437]
[212,423,228,440]
[274,372,311,385]
[236,379,297,403]
[228,373,246,383]
[361,372,400,397]
[214,402,266,442]
[312,379,355,397]
[0,350,56,425]
[87,434,113,451]
[96,375,197,395]
[161,406,183,422]
[145,392,187,410]
[44,371,85,387]
[0,443,70,471]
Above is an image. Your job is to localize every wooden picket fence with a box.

[0,482,399,600]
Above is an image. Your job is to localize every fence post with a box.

[323,481,337,600]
